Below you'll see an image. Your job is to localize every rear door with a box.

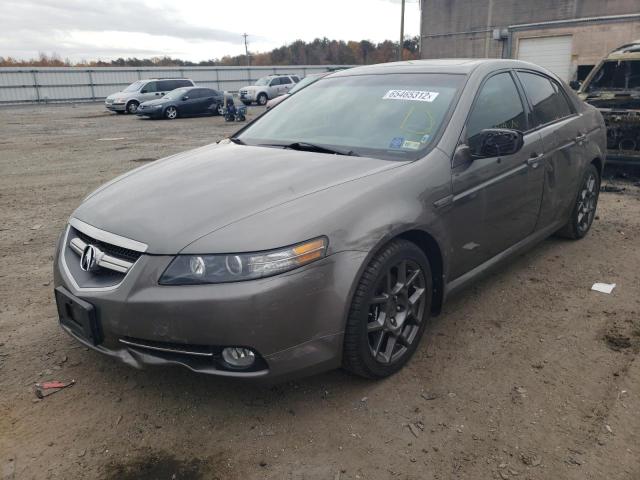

[279,76,293,94]
[448,71,546,279]
[195,88,217,114]
[515,70,585,228]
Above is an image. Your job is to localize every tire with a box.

[164,106,178,120]
[556,163,600,239]
[257,93,268,106]
[216,104,224,116]
[125,101,139,114]
[343,239,432,379]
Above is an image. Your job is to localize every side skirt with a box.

[443,220,563,301]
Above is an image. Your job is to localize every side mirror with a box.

[472,128,524,158]
[182,96,189,101]
[140,89,148,93]
[569,80,581,90]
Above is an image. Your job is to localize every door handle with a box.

[575,133,588,144]
[526,153,544,168]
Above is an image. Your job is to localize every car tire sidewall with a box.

[126,101,139,114]
[345,240,432,379]
[257,93,267,106]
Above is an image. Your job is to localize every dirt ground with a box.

[1,103,639,480]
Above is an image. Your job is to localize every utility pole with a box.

[243,33,250,66]
[398,0,405,61]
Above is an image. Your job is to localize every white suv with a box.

[239,74,300,106]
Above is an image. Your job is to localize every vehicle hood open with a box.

[72,143,403,254]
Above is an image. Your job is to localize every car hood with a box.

[72,142,403,254]
[581,90,640,110]
[242,85,262,92]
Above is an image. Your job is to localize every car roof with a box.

[328,59,546,77]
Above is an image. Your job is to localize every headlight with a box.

[115,97,126,103]
[159,237,328,285]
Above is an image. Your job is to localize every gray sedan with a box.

[54,59,606,381]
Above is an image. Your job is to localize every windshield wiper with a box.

[229,137,245,145]
[259,142,359,156]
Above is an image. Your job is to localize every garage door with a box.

[517,35,573,81]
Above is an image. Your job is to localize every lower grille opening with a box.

[119,337,268,372]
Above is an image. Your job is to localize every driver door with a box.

[447,71,546,280]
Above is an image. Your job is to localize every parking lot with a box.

[1,103,639,479]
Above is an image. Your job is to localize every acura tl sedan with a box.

[54,59,605,381]
[136,86,227,119]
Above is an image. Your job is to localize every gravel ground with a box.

[1,103,639,480]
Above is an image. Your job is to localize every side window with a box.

[188,89,204,98]
[177,80,192,88]
[280,76,292,85]
[157,80,174,91]
[143,81,158,93]
[518,72,573,127]
[291,75,300,83]
[466,72,527,154]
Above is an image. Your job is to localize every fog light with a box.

[222,347,256,368]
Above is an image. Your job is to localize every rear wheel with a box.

[164,106,178,120]
[257,93,268,106]
[125,101,139,114]
[343,239,432,379]
[556,164,600,239]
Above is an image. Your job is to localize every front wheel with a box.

[257,93,268,106]
[125,101,139,114]
[556,164,600,239]
[164,106,178,120]
[343,239,432,379]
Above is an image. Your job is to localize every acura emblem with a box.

[80,245,100,272]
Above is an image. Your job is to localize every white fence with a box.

[0,65,350,104]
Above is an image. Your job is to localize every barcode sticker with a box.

[382,90,439,102]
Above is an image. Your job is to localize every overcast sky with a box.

[1,0,421,62]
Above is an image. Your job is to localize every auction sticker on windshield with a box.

[383,90,440,102]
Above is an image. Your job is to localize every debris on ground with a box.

[421,392,438,401]
[520,452,541,467]
[591,282,616,294]
[604,334,632,351]
[34,379,75,398]
[602,185,625,193]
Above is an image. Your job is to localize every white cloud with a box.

[0,0,421,62]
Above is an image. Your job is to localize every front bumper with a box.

[106,102,126,112]
[54,236,366,381]
[136,106,162,118]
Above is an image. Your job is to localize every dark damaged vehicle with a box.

[54,59,606,382]
[579,40,640,164]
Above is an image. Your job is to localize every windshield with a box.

[123,80,144,92]
[288,75,323,95]
[255,77,271,86]
[163,88,189,100]
[587,60,640,92]
[238,73,464,160]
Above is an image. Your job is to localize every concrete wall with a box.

[420,0,640,66]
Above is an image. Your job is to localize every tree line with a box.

[0,37,420,67]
